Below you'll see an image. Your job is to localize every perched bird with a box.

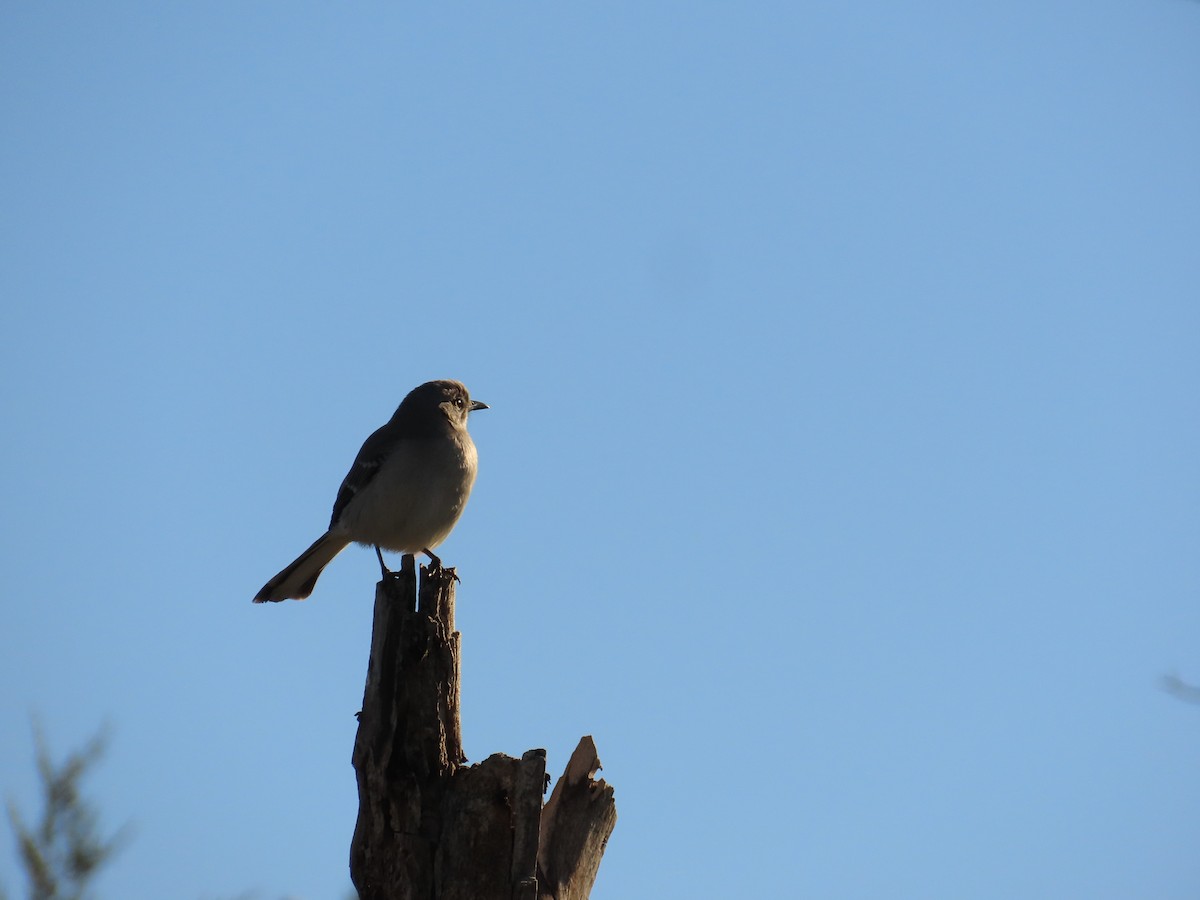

[254,379,487,603]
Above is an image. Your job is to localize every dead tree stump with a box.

[350,556,616,900]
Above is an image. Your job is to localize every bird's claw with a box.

[422,548,460,583]
[425,561,461,584]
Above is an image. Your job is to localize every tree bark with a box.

[537,737,617,900]
[350,556,616,900]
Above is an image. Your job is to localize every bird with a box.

[254,379,487,603]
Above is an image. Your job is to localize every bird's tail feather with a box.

[253,532,350,603]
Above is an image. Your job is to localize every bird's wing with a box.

[329,423,401,528]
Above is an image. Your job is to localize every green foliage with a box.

[5,724,127,900]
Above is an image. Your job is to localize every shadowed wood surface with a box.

[537,737,617,900]
[349,557,616,899]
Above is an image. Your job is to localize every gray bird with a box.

[254,379,487,603]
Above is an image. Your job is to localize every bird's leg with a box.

[422,547,460,583]
[375,545,392,578]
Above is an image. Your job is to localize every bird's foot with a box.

[422,548,460,583]
[374,545,393,578]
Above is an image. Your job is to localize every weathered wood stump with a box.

[350,555,616,900]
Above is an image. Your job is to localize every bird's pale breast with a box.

[336,430,478,553]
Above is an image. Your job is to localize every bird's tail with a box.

[253,532,350,603]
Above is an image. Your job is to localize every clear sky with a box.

[2,2,1198,898]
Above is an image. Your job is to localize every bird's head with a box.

[401,379,488,429]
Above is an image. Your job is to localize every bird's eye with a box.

[454,397,464,408]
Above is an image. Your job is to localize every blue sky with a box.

[2,2,1198,898]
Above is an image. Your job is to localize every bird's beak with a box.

[470,400,489,411]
